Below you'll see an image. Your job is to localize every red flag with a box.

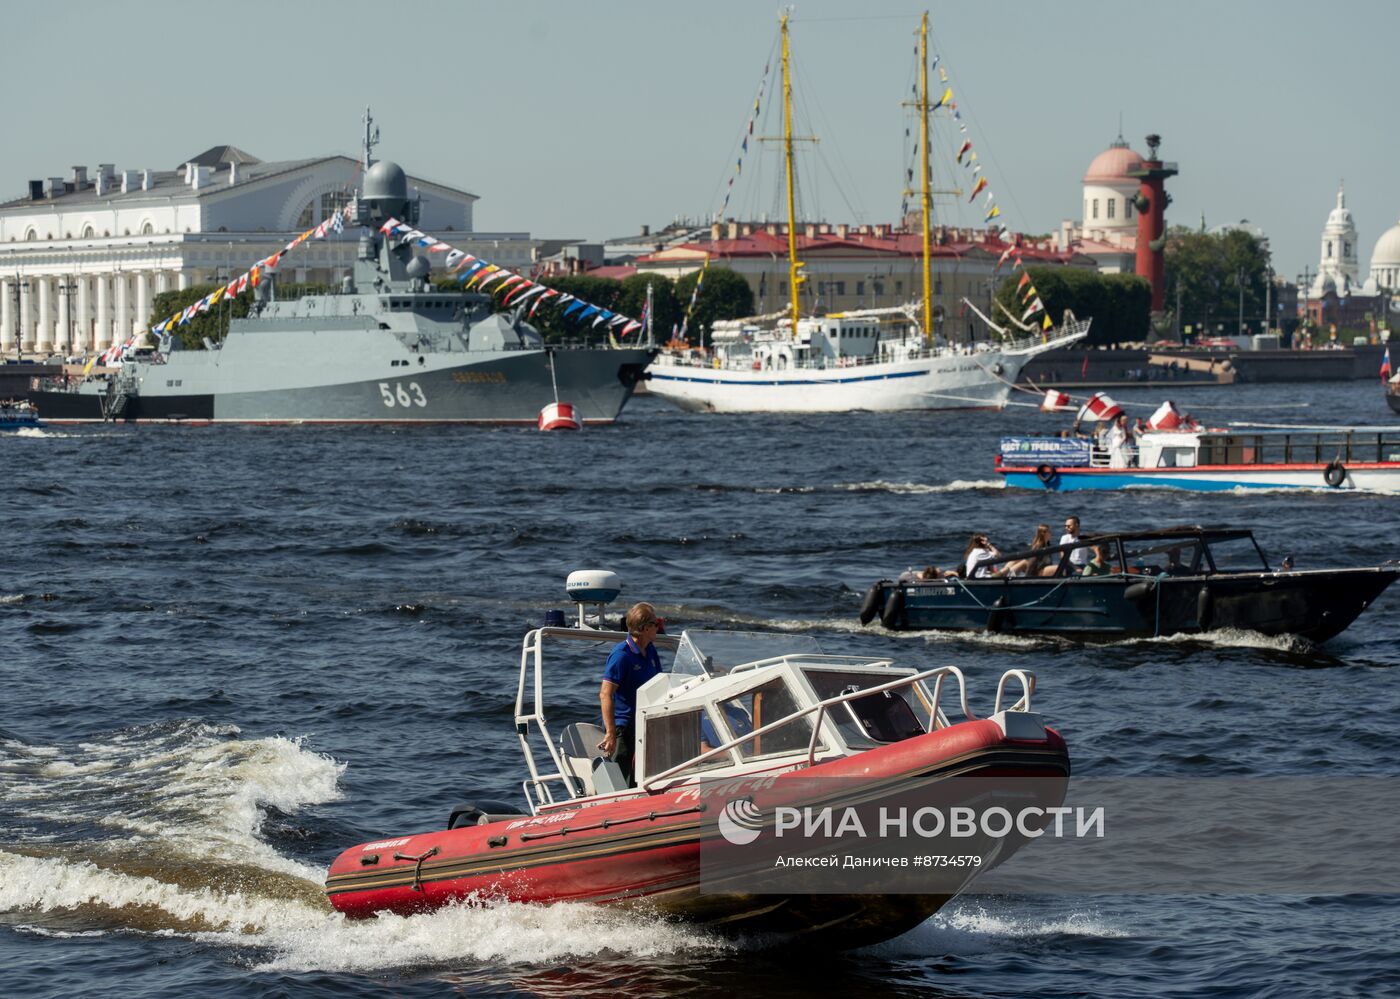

[1080,353,1089,379]
[1041,389,1073,412]
[1381,347,1392,381]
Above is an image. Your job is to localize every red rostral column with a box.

[1126,133,1178,314]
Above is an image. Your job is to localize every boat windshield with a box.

[671,629,824,677]
[1204,534,1270,573]
[1119,538,1205,576]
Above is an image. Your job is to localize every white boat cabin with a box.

[514,623,1037,814]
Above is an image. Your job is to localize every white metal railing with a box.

[639,664,988,792]
[994,669,1035,714]
[515,625,683,811]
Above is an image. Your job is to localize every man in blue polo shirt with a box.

[599,601,662,785]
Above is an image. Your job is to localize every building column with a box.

[56,275,72,357]
[18,278,34,354]
[0,279,13,356]
[156,271,171,294]
[134,271,150,333]
[74,274,91,354]
[177,270,190,291]
[35,277,53,355]
[113,273,129,344]
[94,274,111,352]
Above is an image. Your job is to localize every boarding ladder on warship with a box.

[101,369,137,422]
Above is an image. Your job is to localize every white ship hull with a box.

[646,332,1079,414]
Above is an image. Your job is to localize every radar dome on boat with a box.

[405,255,431,280]
[363,160,409,202]
[566,570,622,604]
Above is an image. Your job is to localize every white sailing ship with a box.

[646,12,1087,414]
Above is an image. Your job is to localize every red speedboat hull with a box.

[325,720,1069,943]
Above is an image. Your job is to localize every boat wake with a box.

[695,479,1002,496]
[866,900,1128,956]
[835,479,1004,494]
[0,721,729,972]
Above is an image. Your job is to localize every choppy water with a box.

[2,382,1398,998]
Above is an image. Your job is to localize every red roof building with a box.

[636,220,1096,338]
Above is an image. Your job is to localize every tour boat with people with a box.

[0,399,42,431]
[860,526,1398,642]
[0,397,42,428]
[644,13,1087,415]
[324,571,1070,946]
[999,395,1400,492]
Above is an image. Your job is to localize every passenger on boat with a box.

[1001,524,1056,577]
[1162,547,1195,576]
[1080,544,1114,576]
[1107,414,1133,468]
[963,535,1000,578]
[598,602,662,785]
[915,565,958,580]
[1059,517,1091,570]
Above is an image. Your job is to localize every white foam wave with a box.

[254,897,731,973]
[867,901,1127,956]
[836,479,1003,494]
[0,593,25,605]
[1129,627,1314,654]
[0,849,728,971]
[0,849,326,935]
[0,726,344,881]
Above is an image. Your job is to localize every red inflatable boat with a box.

[325,620,1069,946]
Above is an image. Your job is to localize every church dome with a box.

[1084,139,1145,183]
[1371,220,1400,267]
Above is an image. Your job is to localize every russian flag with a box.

[1381,346,1392,381]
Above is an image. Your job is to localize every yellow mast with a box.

[781,10,804,333]
[918,12,933,342]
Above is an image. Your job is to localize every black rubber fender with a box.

[1124,579,1157,602]
[1196,586,1214,630]
[1324,461,1346,488]
[859,582,887,626]
[1035,464,1058,487]
[879,586,906,630]
[986,594,1009,633]
[447,799,522,829]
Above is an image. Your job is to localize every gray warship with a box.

[30,158,653,425]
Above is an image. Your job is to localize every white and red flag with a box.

[1147,400,1183,430]
[1041,389,1073,412]
[1077,391,1122,422]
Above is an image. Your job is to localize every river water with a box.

[2,381,1397,998]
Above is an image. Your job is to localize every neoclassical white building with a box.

[0,145,535,358]
[1052,135,1144,274]
[1367,216,1400,294]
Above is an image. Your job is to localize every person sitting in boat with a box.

[1059,517,1091,571]
[1162,547,1195,576]
[962,535,1000,578]
[1080,544,1114,576]
[1001,524,1056,578]
[598,602,662,785]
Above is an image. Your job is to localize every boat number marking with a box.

[379,381,428,408]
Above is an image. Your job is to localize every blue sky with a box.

[7,0,1395,280]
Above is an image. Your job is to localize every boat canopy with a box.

[513,625,1022,813]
